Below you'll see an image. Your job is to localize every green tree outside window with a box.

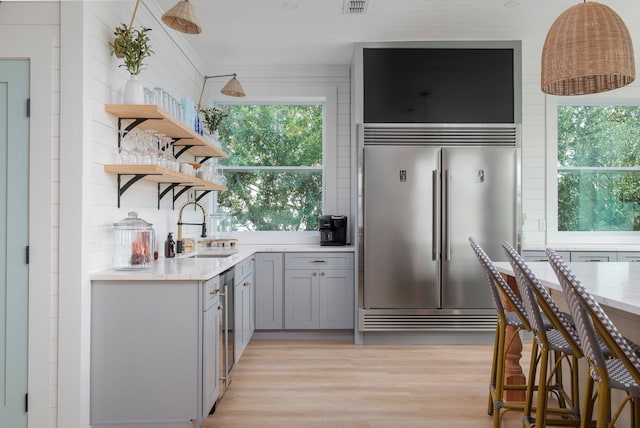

[214,104,323,231]
[557,105,640,231]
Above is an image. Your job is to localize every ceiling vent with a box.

[343,0,368,14]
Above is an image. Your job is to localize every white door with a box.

[0,59,30,427]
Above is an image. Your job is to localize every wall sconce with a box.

[197,74,246,110]
[541,1,635,95]
[162,0,202,34]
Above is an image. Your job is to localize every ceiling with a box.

[154,0,640,68]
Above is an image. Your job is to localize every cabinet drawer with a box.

[234,256,254,282]
[570,251,616,262]
[522,250,571,262]
[285,252,354,270]
[203,276,220,310]
[617,252,640,262]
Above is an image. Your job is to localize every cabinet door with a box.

[91,281,200,424]
[319,269,354,329]
[234,256,254,281]
[234,283,243,363]
[203,301,219,416]
[284,270,319,329]
[249,274,256,335]
[242,277,252,351]
[255,253,284,329]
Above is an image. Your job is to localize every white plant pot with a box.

[124,75,145,104]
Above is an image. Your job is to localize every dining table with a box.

[492,260,640,403]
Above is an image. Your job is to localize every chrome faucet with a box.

[176,200,207,254]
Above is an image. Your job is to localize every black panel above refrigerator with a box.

[363,48,515,124]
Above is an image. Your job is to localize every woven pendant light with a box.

[162,0,201,34]
[541,1,635,95]
[221,76,246,97]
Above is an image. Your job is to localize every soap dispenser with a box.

[165,233,176,258]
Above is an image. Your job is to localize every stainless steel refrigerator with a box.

[359,124,520,331]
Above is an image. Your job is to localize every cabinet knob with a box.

[244,281,250,286]
[320,272,325,276]
[312,272,317,276]
[218,305,223,311]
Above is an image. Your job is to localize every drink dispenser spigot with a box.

[113,211,155,270]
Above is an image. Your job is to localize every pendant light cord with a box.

[129,0,141,29]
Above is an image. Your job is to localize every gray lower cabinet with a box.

[255,253,284,329]
[284,253,354,330]
[284,268,320,329]
[91,277,220,428]
[234,256,254,361]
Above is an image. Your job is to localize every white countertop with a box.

[494,261,640,316]
[91,244,355,281]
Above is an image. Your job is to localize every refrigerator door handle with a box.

[432,169,440,261]
[444,169,451,261]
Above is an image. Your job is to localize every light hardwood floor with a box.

[204,339,530,428]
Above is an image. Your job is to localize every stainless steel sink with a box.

[188,253,236,258]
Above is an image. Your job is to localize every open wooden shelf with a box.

[105,104,227,159]
[104,164,227,208]
[104,164,227,190]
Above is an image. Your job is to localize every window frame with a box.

[206,85,337,243]
[546,86,640,247]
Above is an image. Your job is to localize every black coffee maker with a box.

[318,215,347,246]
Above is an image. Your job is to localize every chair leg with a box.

[553,350,568,409]
[535,347,550,428]
[523,340,539,426]
[492,324,510,428]
[570,355,581,415]
[580,374,595,428]
[489,324,500,416]
[596,380,610,428]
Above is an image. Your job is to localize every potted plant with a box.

[199,106,228,136]
[109,23,153,103]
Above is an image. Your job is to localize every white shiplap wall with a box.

[520,37,548,249]
[88,0,206,273]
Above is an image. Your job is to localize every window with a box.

[556,105,640,232]
[213,104,324,232]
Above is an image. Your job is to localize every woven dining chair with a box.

[502,242,582,428]
[547,249,640,428]
[469,237,533,427]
